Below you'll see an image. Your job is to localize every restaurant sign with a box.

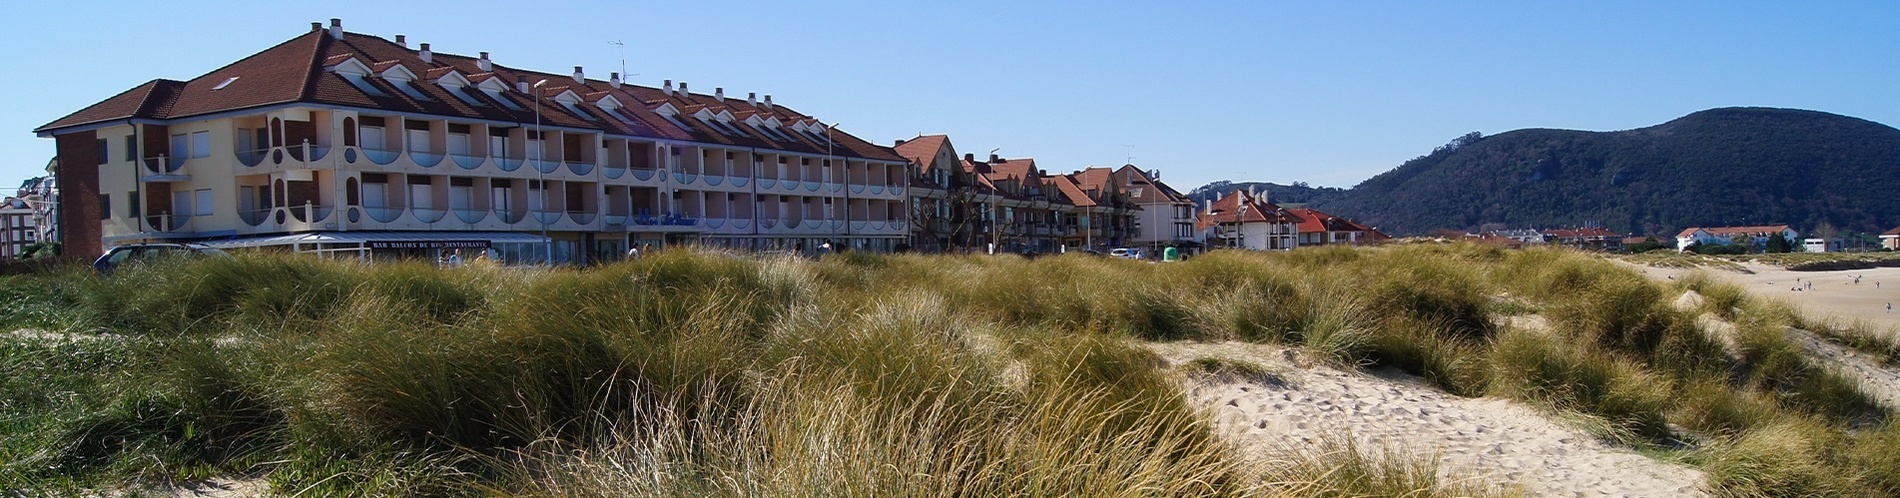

[367,240,492,250]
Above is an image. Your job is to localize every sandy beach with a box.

[1636,261,1900,333]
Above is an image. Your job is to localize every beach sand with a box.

[1636,261,1900,333]
[1152,342,1706,497]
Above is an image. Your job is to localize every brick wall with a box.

[54,130,104,259]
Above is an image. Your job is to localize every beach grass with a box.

[0,243,1894,495]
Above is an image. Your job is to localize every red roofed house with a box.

[1881,227,1900,251]
[1675,225,1797,252]
[1288,208,1387,247]
[35,19,911,262]
[962,154,1072,253]
[1195,189,1298,250]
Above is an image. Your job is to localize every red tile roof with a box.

[1286,208,1386,239]
[1195,190,1296,230]
[39,26,902,162]
[1677,225,1793,238]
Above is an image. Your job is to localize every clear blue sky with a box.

[4,1,1896,195]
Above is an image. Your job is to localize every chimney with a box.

[516,76,529,93]
[329,18,343,40]
[895,139,907,146]
[609,72,621,89]
[747,92,757,106]
[763,94,774,109]
[678,82,689,96]
[573,66,585,84]
[989,154,1000,163]
[964,153,974,162]
[715,87,725,102]
[663,79,674,96]
[477,52,492,72]
[394,34,406,48]
[418,43,432,64]
[312,22,322,32]
[1204,200,1213,214]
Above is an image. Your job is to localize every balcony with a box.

[141,156,190,181]
[362,147,401,166]
[531,159,561,175]
[236,148,270,167]
[568,211,597,224]
[287,203,334,223]
[453,208,487,224]
[286,143,331,162]
[532,210,565,224]
[239,208,271,226]
[566,161,594,176]
[494,156,525,172]
[361,205,404,223]
[410,150,445,168]
[451,153,486,170]
[145,212,190,232]
[412,208,448,223]
[603,214,628,226]
[630,168,659,181]
[602,164,627,180]
[498,210,527,224]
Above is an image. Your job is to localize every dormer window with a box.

[331,58,387,97]
[653,103,692,131]
[212,76,239,91]
[553,91,595,121]
[596,96,634,125]
[437,74,486,107]
[381,66,430,101]
[476,78,523,110]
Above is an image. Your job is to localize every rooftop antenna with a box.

[1122,144,1135,164]
[608,40,638,79]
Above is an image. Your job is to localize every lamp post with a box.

[825,122,840,246]
[533,78,551,265]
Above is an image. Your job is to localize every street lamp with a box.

[533,78,551,264]
[826,122,842,247]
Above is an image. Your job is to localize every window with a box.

[100,194,111,219]
[360,126,387,150]
[341,72,387,97]
[191,131,210,158]
[194,189,213,216]
[443,83,485,106]
[96,139,108,165]
[480,86,523,110]
[212,76,239,91]
[171,133,188,159]
[124,135,136,162]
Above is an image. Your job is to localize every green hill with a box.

[1201,108,1900,237]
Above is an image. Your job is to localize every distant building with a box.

[0,198,36,259]
[1488,229,1545,245]
[1675,225,1797,252]
[1288,208,1387,246]
[1803,238,1842,253]
[1881,227,1900,251]
[1544,227,1624,251]
[1115,164,1200,254]
[1195,189,1298,251]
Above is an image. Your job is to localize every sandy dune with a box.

[1152,342,1706,498]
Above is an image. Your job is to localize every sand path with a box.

[1151,341,1706,498]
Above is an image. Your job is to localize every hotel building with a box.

[36,19,910,263]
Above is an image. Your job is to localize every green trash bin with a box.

[1163,246,1180,262]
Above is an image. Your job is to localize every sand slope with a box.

[1152,342,1706,498]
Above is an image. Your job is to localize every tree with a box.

[1765,232,1794,253]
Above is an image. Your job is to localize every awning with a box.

[202,231,551,250]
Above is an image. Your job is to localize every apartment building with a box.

[1113,164,1200,254]
[1195,189,1298,250]
[0,199,36,259]
[35,19,910,263]
[1062,167,1142,251]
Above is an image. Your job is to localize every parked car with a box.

[92,243,230,275]
[1109,247,1144,260]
